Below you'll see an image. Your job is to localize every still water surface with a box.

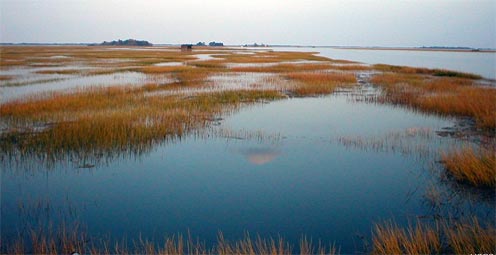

[2,89,493,252]
[273,47,496,79]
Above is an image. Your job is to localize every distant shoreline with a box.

[325,46,496,53]
[1,43,494,53]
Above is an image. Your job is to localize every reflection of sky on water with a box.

[238,147,280,165]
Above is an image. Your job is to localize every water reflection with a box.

[238,147,280,165]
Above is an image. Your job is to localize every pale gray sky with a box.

[1,0,495,48]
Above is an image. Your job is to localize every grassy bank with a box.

[370,73,496,130]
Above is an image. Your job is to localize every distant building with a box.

[181,44,193,50]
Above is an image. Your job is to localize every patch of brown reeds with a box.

[231,63,333,73]
[372,217,495,254]
[441,146,495,188]
[285,72,357,96]
[213,51,331,63]
[0,75,14,81]
[3,226,339,255]
[0,86,283,163]
[371,74,496,130]
[373,64,482,79]
[34,69,83,75]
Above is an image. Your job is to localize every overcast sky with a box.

[1,0,495,48]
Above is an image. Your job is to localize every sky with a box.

[0,0,495,48]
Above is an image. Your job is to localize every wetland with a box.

[1,46,495,254]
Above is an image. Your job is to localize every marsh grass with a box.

[336,127,435,159]
[0,86,283,165]
[373,64,482,79]
[34,69,84,75]
[231,63,334,73]
[285,72,357,96]
[0,75,14,81]
[4,225,339,255]
[213,51,332,63]
[372,218,496,254]
[441,146,495,188]
[371,73,496,130]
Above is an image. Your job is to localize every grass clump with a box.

[372,218,495,254]
[441,147,496,188]
[285,72,357,96]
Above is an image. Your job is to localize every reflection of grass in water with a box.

[372,217,495,254]
[371,73,496,130]
[441,147,495,188]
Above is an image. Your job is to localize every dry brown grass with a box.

[0,85,283,162]
[327,64,371,71]
[441,147,496,188]
[372,220,441,254]
[4,227,339,255]
[371,73,496,130]
[0,75,14,81]
[373,64,482,79]
[372,218,495,254]
[285,72,357,96]
[34,69,83,75]
[213,51,332,63]
[231,63,334,73]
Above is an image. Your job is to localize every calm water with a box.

[2,90,494,252]
[273,47,496,79]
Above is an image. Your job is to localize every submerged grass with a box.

[441,147,496,188]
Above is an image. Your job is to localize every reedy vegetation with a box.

[441,146,495,188]
[5,228,339,255]
[370,72,496,130]
[372,218,496,254]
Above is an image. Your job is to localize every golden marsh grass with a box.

[285,72,357,96]
[0,85,283,162]
[441,147,496,188]
[4,231,340,255]
[371,74,496,130]
[373,64,483,79]
[372,218,495,254]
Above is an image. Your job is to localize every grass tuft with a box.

[441,147,496,188]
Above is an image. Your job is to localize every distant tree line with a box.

[91,39,152,46]
[194,41,223,47]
